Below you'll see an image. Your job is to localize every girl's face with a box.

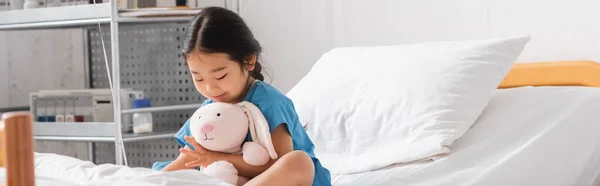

[186,52,255,103]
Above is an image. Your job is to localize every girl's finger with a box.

[184,136,207,153]
[180,148,202,158]
[185,160,202,168]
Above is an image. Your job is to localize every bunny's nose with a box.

[200,124,214,134]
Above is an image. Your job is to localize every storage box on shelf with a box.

[28,88,202,141]
[29,88,142,137]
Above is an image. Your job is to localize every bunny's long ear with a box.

[236,101,278,160]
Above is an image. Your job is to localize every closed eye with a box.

[216,73,227,80]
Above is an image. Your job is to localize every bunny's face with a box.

[189,102,249,153]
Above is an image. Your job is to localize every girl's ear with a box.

[245,54,257,71]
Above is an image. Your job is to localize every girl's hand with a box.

[180,136,221,168]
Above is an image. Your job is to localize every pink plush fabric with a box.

[188,101,278,186]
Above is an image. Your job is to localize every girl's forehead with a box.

[189,52,230,63]
[187,52,237,73]
[187,53,235,66]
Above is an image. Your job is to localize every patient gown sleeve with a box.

[174,119,193,149]
[261,100,302,140]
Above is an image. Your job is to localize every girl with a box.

[152,6,332,186]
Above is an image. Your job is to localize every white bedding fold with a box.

[0,152,230,186]
[331,86,600,186]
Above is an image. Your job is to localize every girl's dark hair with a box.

[181,6,264,81]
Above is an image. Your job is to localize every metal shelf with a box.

[0,3,198,30]
[33,121,176,142]
[34,131,177,142]
[34,122,118,137]
[121,103,201,114]
[122,131,178,142]
[119,16,195,23]
[0,3,111,30]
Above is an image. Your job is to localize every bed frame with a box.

[1,60,599,186]
[0,112,35,186]
[499,60,600,88]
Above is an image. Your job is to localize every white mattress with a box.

[0,153,231,186]
[331,86,600,186]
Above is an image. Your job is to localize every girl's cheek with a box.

[193,84,205,94]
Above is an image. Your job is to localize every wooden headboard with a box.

[1,112,35,186]
[499,60,600,88]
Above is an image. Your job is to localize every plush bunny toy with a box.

[188,101,278,186]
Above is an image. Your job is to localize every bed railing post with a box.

[1,112,35,186]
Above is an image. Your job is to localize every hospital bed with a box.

[331,60,600,186]
[2,60,600,186]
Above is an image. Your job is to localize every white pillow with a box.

[286,36,530,174]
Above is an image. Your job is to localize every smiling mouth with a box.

[203,134,214,141]
[213,93,227,99]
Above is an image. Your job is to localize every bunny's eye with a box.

[217,113,221,117]
[198,116,201,119]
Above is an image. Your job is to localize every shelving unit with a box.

[0,0,239,166]
[0,3,112,29]
[0,3,199,30]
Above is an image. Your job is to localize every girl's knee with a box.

[281,151,315,178]
[247,151,314,186]
[283,151,313,167]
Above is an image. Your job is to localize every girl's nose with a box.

[205,83,218,93]
[200,124,214,134]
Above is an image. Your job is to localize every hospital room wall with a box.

[0,33,7,108]
[0,30,86,108]
[0,30,90,160]
[241,0,600,93]
[3,0,599,105]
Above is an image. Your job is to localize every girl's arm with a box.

[222,124,293,178]
[182,124,293,178]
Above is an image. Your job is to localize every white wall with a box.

[0,29,85,107]
[0,32,8,108]
[241,1,335,92]
[241,0,600,92]
[0,29,89,161]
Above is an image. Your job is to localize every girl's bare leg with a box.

[244,150,315,186]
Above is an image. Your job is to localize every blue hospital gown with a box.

[152,80,332,186]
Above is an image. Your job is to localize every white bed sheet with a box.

[0,152,230,186]
[331,86,600,186]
